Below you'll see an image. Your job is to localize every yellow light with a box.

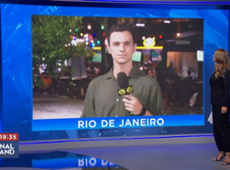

[143,37,156,48]
[92,46,163,50]
[136,46,163,49]
[80,33,83,36]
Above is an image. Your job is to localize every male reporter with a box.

[81,24,163,117]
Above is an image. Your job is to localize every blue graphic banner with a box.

[33,115,204,131]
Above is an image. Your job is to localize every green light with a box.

[101,26,104,30]
[75,28,79,32]
[97,40,100,44]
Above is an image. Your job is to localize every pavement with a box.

[33,93,84,119]
[33,93,203,120]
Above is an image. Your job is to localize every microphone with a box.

[117,72,133,96]
[117,72,134,115]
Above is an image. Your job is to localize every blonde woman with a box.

[210,49,230,165]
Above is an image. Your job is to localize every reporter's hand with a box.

[122,94,143,115]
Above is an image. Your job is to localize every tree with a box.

[32,15,92,88]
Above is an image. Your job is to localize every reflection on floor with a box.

[1,151,127,170]
[2,141,229,170]
[60,143,228,170]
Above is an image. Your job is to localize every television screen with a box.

[31,16,204,130]
[92,51,102,63]
[132,51,142,62]
[1,4,228,140]
[197,50,204,62]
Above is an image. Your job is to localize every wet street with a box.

[33,93,84,119]
[33,93,203,120]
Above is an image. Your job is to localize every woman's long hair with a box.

[214,49,230,78]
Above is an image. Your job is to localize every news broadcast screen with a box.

[31,14,204,130]
[1,4,228,139]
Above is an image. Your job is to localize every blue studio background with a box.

[0,3,229,141]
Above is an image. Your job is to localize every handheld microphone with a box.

[117,72,134,115]
[117,72,133,96]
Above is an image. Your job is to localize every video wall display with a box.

[1,4,228,140]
